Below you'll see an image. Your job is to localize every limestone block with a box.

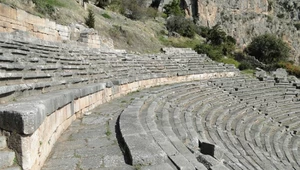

[0,102,46,135]
[17,9,45,27]
[16,103,76,170]
[0,3,17,19]
[45,19,56,30]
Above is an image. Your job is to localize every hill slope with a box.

[0,0,166,53]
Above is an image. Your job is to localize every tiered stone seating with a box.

[119,73,300,170]
[0,33,238,170]
[2,31,300,170]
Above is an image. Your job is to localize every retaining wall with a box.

[0,3,113,49]
[1,72,237,170]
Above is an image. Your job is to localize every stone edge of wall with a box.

[1,72,238,170]
[0,3,114,49]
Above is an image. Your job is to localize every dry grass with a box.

[0,0,165,53]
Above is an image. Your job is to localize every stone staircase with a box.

[0,132,20,170]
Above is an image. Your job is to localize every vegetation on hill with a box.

[85,9,96,28]
[245,34,291,64]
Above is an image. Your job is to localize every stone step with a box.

[0,135,7,149]
[0,150,15,169]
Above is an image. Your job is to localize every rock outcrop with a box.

[186,0,300,63]
[154,0,300,63]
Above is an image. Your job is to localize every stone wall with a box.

[0,3,114,49]
[4,72,236,170]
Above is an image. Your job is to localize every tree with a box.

[206,24,227,46]
[166,16,196,38]
[163,0,184,17]
[85,9,95,28]
[245,34,291,64]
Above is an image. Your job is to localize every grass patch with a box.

[241,69,255,75]
[32,0,65,16]
[33,0,65,7]
[159,35,202,49]
[102,13,111,19]
[219,57,240,68]
[13,157,18,166]
[105,121,112,138]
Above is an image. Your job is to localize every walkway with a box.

[42,90,146,170]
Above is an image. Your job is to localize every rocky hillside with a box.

[181,0,300,64]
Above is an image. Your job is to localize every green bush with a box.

[277,13,285,18]
[96,0,111,8]
[245,34,291,64]
[207,25,227,46]
[197,26,210,38]
[85,9,95,28]
[194,43,223,61]
[166,16,196,38]
[102,13,111,19]
[163,0,184,17]
[238,61,253,70]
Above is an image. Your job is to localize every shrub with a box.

[245,34,291,64]
[278,61,300,77]
[294,23,300,30]
[85,9,95,28]
[146,7,158,19]
[166,16,196,38]
[207,24,227,46]
[277,13,285,18]
[197,26,210,38]
[194,43,223,61]
[163,0,184,17]
[32,0,63,16]
[102,13,111,19]
[121,0,147,20]
[95,0,111,8]
[238,61,253,70]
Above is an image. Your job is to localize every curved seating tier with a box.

[119,75,300,170]
[0,32,238,170]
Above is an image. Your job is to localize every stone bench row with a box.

[210,78,300,169]
[171,81,299,169]
[119,82,233,170]
[0,49,236,103]
[0,70,238,170]
[119,76,300,170]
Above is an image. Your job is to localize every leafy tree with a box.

[194,43,223,61]
[166,16,196,38]
[163,0,184,17]
[206,24,227,46]
[85,9,95,28]
[245,34,291,64]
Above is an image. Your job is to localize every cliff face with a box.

[181,0,300,64]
